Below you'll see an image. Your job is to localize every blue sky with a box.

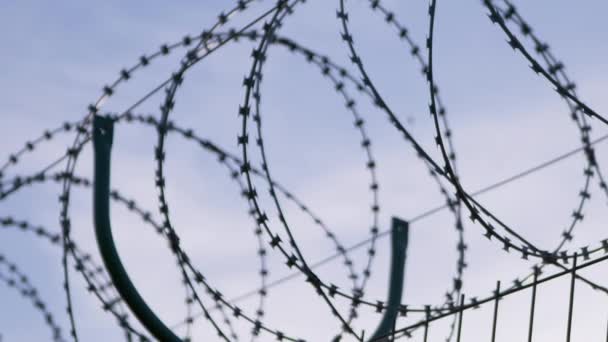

[1,0,608,341]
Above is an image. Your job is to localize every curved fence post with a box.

[93,114,181,342]
[367,217,409,341]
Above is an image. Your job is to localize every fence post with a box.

[528,268,539,342]
[456,294,465,342]
[367,218,409,342]
[491,281,501,342]
[92,115,181,341]
[566,254,578,342]
[423,305,430,342]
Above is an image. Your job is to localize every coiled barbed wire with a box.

[1,0,607,341]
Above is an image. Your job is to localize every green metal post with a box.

[368,217,409,342]
[93,115,181,342]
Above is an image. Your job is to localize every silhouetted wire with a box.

[374,251,608,341]
[483,0,608,126]
[2,0,608,340]
[171,126,608,328]
[53,2,298,341]
[0,254,66,342]
[344,0,603,264]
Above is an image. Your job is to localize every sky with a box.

[1,0,608,341]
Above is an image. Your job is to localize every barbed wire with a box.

[1,0,607,341]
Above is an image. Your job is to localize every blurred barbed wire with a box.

[1,0,607,341]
